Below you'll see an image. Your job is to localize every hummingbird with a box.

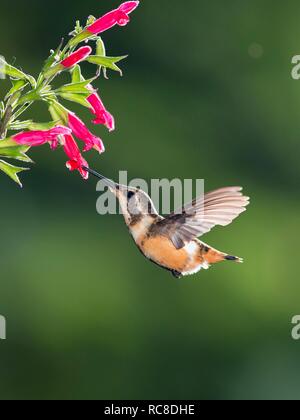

[84,167,250,278]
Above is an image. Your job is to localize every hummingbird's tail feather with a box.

[203,246,243,265]
[225,255,244,263]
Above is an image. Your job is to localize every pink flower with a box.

[68,112,105,154]
[87,1,139,35]
[63,135,89,179]
[13,126,71,150]
[61,46,92,68]
[87,89,115,131]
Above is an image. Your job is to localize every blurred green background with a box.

[1,0,300,400]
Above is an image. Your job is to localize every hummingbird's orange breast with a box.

[141,236,190,272]
[130,218,207,275]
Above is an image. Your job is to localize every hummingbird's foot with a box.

[171,270,182,279]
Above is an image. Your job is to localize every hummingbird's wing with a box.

[151,187,249,249]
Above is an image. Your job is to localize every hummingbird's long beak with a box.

[82,166,118,190]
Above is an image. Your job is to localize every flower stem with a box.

[12,102,34,121]
[0,105,13,139]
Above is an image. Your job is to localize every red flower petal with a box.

[13,126,71,148]
[115,11,130,26]
[87,92,115,132]
[118,1,139,14]
[68,112,105,154]
[63,135,89,179]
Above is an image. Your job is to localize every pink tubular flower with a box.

[13,126,71,150]
[86,1,139,35]
[87,89,115,131]
[61,46,92,68]
[68,112,105,154]
[63,135,89,179]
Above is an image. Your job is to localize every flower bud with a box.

[61,46,92,69]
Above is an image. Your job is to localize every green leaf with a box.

[0,139,32,163]
[5,79,28,101]
[0,57,36,87]
[0,58,27,80]
[0,159,29,187]
[58,92,90,108]
[87,55,127,75]
[0,147,32,163]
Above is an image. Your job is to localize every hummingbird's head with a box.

[111,184,158,226]
[83,167,158,226]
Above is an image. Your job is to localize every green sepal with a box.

[43,63,64,79]
[26,75,37,88]
[28,121,59,130]
[43,39,64,72]
[87,55,127,75]
[56,79,94,95]
[8,120,33,130]
[86,16,96,26]
[95,38,107,78]
[96,38,106,57]
[71,65,83,83]
[69,30,91,48]
[5,79,28,101]
[9,120,59,131]
[0,159,29,187]
[58,92,90,108]
[9,91,22,108]
[36,73,44,87]
[49,106,64,125]
[0,102,5,119]
[48,101,69,124]
[69,21,84,37]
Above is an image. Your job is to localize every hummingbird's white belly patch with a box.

[184,241,199,255]
[181,261,210,276]
[181,241,210,276]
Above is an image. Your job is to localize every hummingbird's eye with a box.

[127,191,135,200]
